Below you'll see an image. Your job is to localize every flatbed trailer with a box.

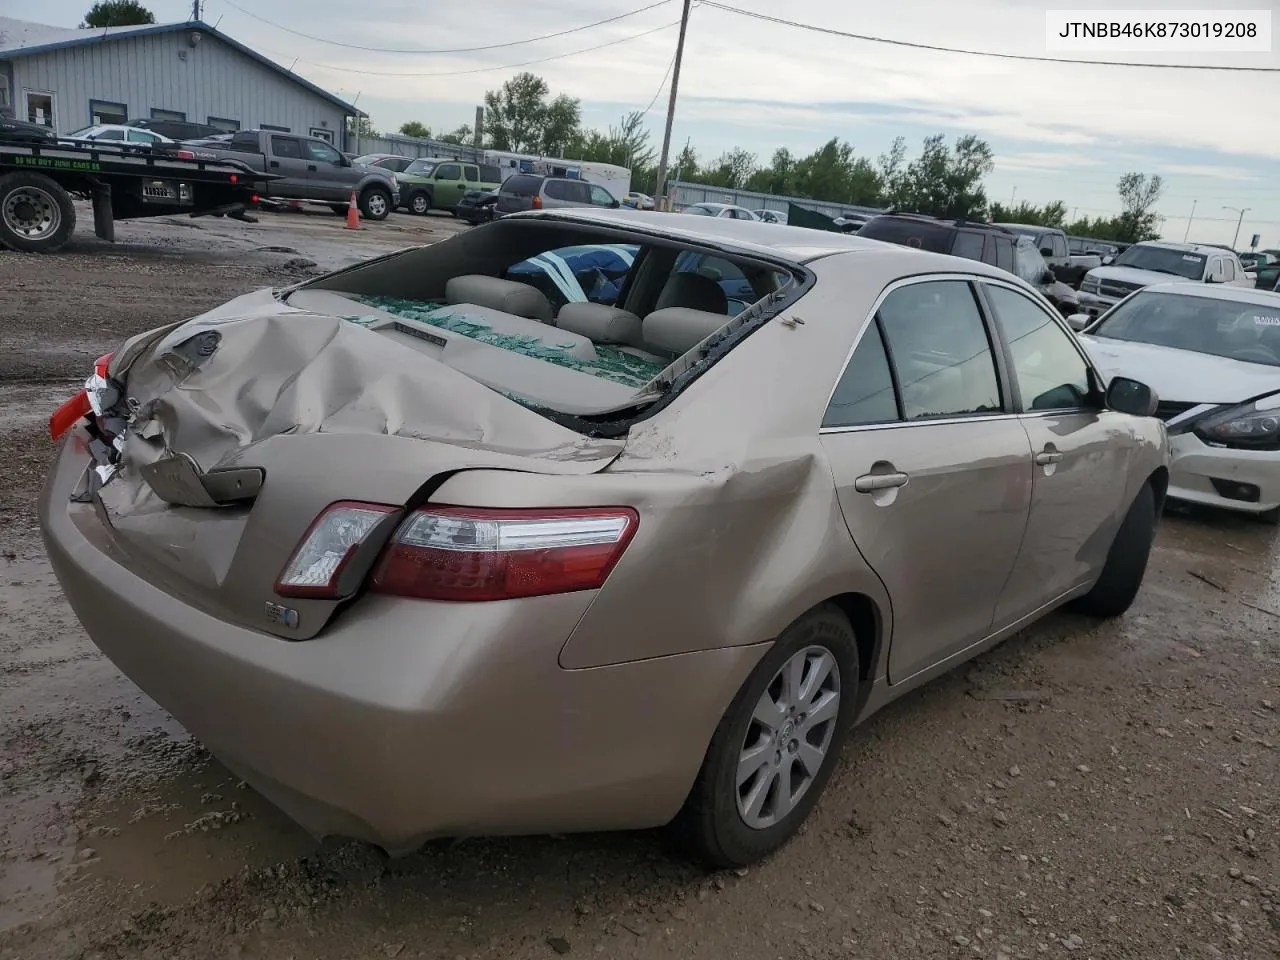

[0,136,277,253]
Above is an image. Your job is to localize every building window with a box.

[89,99,127,125]
[151,107,186,122]
[25,90,56,128]
[309,127,333,143]
[207,116,240,133]
[261,123,290,132]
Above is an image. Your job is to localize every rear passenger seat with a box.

[445,275,554,324]
[641,307,730,358]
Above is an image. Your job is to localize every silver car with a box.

[495,174,620,215]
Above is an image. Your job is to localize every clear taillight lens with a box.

[372,506,638,602]
[276,501,398,598]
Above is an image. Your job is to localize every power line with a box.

[216,0,673,54]
[641,51,678,115]
[253,21,680,78]
[701,1,1280,72]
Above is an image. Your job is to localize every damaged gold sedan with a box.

[41,209,1167,867]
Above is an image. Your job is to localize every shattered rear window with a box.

[350,296,666,388]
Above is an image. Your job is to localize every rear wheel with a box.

[0,172,76,253]
[1073,482,1156,617]
[360,187,392,221]
[673,605,858,868]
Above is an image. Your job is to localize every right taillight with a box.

[531,194,543,209]
[276,501,399,598]
[372,506,638,602]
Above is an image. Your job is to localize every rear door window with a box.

[463,164,479,182]
[876,280,1003,420]
[544,180,576,201]
[950,231,986,262]
[271,136,301,159]
[823,321,900,428]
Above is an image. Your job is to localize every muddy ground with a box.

[1,211,1277,960]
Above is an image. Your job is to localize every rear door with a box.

[977,280,1129,626]
[267,135,311,196]
[819,277,1034,683]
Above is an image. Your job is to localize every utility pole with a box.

[1010,186,1017,206]
[1222,206,1250,249]
[191,0,201,20]
[654,0,693,211]
[1183,200,1196,241]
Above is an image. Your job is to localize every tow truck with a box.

[1,111,276,254]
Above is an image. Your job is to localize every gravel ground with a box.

[0,215,1277,960]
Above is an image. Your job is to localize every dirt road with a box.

[1,216,1277,960]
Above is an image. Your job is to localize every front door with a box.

[978,281,1130,626]
[267,135,312,196]
[303,138,354,201]
[819,278,1034,683]
[432,162,464,207]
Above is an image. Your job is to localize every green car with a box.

[396,159,503,215]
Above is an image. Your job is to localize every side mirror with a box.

[1040,246,1054,258]
[610,200,620,208]
[1105,376,1158,417]
[1066,313,1091,331]
[1101,256,1115,265]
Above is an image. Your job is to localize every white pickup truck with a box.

[1076,240,1254,319]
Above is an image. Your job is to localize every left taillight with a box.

[50,352,114,442]
[371,506,639,602]
[275,501,399,599]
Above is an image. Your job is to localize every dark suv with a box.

[495,175,620,215]
[856,214,1079,316]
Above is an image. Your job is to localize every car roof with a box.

[994,222,1056,233]
[502,208,1023,275]
[1138,281,1280,306]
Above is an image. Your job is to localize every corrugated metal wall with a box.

[668,181,884,221]
[8,30,346,140]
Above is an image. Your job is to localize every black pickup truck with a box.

[1,112,273,253]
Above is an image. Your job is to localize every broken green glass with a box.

[350,296,665,388]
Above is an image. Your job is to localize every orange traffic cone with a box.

[345,189,361,230]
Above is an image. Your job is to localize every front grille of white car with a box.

[1098,279,1143,300]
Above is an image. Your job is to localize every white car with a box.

[65,123,174,145]
[681,202,759,221]
[1077,241,1252,319]
[1075,282,1280,523]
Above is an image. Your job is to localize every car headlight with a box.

[1193,395,1280,449]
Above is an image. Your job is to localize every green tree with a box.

[702,148,757,189]
[670,143,700,183]
[791,138,880,205]
[81,0,154,27]
[883,134,994,219]
[1114,172,1165,242]
[482,73,581,155]
[990,200,1068,228]
[347,116,378,140]
[440,124,473,146]
[398,121,431,138]
[746,148,796,195]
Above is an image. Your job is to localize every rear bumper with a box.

[40,431,764,852]
[1167,432,1280,515]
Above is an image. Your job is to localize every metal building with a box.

[0,16,359,147]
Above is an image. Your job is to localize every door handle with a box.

[1034,451,1064,465]
[269,160,279,168]
[854,472,909,493]
[307,164,317,171]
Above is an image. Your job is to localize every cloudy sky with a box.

[12,0,1280,246]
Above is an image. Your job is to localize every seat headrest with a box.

[642,307,728,356]
[655,272,729,314]
[555,302,643,345]
[445,274,553,322]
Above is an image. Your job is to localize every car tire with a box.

[359,187,392,221]
[1072,482,1157,618]
[0,172,77,253]
[408,192,430,216]
[672,604,858,869]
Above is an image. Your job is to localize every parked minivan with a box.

[495,175,620,215]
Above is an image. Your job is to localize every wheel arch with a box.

[1147,466,1168,513]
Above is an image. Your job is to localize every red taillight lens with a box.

[50,352,114,442]
[372,506,638,602]
[176,149,195,160]
[276,501,399,598]
[531,195,543,209]
[50,392,91,443]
